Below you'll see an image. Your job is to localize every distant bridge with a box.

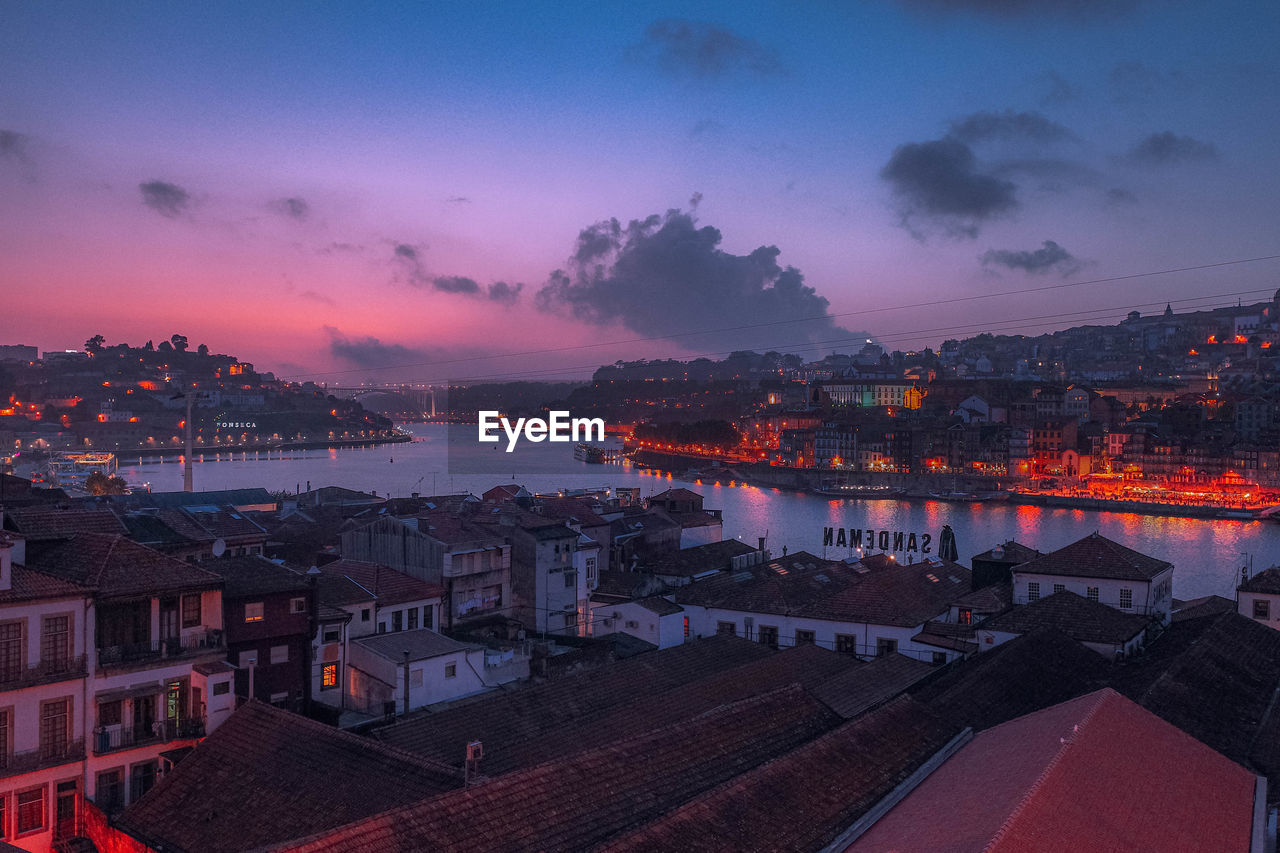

[324,386,438,416]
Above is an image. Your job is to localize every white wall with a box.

[1012,567,1173,623]
[1238,591,1280,630]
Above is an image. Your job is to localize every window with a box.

[212,681,230,696]
[716,621,736,636]
[98,700,122,727]
[321,663,337,690]
[1119,588,1133,610]
[41,615,70,670]
[585,557,597,583]
[1087,587,1099,603]
[244,602,264,623]
[0,621,23,682]
[564,570,577,588]
[96,769,124,814]
[444,662,457,678]
[795,629,815,645]
[270,645,289,665]
[683,616,690,638]
[290,597,307,614]
[0,790,5,839]
[932,651,947,665]
[322,626,341,644]
[1027,582,1041,602]
[1052,584,1065,594]
[835,634,858,655]
[957,609,972,626]
[758,626,779,649]
[40,698,69,759]
[423,606,434,630]
[181,594,202,628]
[876,637,898,656]
[391,610,403,632]
[407,608,418,630]
[361,608,371,622]
[130,762,157,802]
[1254,599,1271,620]
[16,787,44,835]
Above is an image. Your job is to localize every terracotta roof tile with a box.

[1239,566,1280,595]
[319,558,443,605]
[5,506,127,540]
[1013,532,1171,582]
[981,590,1152,646]
[27,532,222,598]
[811,653,936,719]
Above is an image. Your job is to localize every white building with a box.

[1010,533,1174,624]
[1237,567,1280,630]
[348,629,489,714]
[590,596,687,649]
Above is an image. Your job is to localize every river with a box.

[115,423,1280,603]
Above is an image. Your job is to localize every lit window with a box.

[17,787,44,835]
[321,663,337,690]
[244,602,264,623]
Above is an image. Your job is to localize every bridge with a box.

[324,386,438,416]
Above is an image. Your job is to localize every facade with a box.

[347,629,488,714]
[590,596,687,649]
[474,511,585,636]
[1010,533,1174,624]
[0,533,233,850]
[1237,567,1280,630]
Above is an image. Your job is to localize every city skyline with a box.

[3,1,1279,380]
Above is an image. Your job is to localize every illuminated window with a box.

[244,602,264,623]
[957,609,972,625]
[16,787,44,835]
[321,664,337,690]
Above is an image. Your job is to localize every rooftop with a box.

[27,532,222,598]
[200,554,311,598]
[355,628,479,662]
[1013,532,1172,582]
[318,558,443,605]
[981,590,1152,646]
[811,653,936,719]
[641,538,758,578]
[970,540,1041,565]
[1239,566,1280,595]
[4,506,128,540]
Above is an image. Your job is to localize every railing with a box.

[0,655,88,690]
[0,738,86,779]
[97,630,224,668]
[93,718,206,755]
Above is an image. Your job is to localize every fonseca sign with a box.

[478,410,605,452]
[823,526,933,554]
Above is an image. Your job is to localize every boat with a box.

[814,483,906,499]
[574,444,606,464]
[929,490,1011,503]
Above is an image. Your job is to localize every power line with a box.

[282,252,1280,380]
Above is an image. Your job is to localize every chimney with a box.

[0,536,12,592]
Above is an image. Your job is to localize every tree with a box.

[197,343,209,356]
[170,334,189,352]
[85,334,105,355]
[85,472,129,496]
[143,340,155,351]
[157,340,173,353]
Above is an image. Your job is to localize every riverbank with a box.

[112,432,413,463]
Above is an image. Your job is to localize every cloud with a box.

[536,208,870,353]
[1109,61,1194,104]
[881,138,1018,237]
[1037,70,1079,106]
[897,0,1141,19]
[432,275,481,295]
[487,281,524,306]
[445,196,470,204]
[139,180,190,217]
[982,240,1081,275]
[948,110,1074,144]
[0,129,31,162]
[299,290,336,306]
[325,326,429,368]
[1126,132,1218,165]
[271,197,310,220]
[1106,187,1138,205]
[637,19,782,78]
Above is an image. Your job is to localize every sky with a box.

[2,0,1279,383]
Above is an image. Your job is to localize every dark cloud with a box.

[982,240,1081,276]
[1109,61,1194,104]
[487,281,523,306]
[432,275,481,295]
[394,243,420,260]
[881,138,1018,237]
[445,196,470,204]
[637,19,782,78]
[325,327,428,368]
[897,0,1141,19]
[271,197,310,220]
[536,208,870,353]
[0,129,31,162]
[299,290,335,306]
[1106,187,1138,205]
[949,110,1073,144]
[1126,132,1218,165]
[139,180,190,218]
[317,242,363,255]
[1037,70,1079,106]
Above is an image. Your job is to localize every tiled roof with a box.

[201,555,311,598]
[1012,532,1171,582]
[1111,610,1280,790]
[811,653,936,719]
[648,487,703,502]
[640,538,758,577]
[126,487,277,509]
[970,540,1041,565]
[5,506,128,540]
[319,558,443,605]
[912,629,979,654]
[27,533,222,598]
[273,686,840,853]
[913,628,1111,733]
[950,579,1012,614]
[981,591,1152,646]
[1239,566,1280,595]
[116,701,463,853]
[677,554,970,628]
[0,564,87,604]
[1172,594,1237,622]
[315,571,374,608]
[416,512,507,548]
[375,634,774,769]
[154,508,218,543]
[355,628,478,662]
[848,689,1257,853]
[636,595,682,616]
[182,506,268,540]
[602,697,959,853]
[118,512,200,549]
[536,497,608,528]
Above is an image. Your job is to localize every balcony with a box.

[93,718,207,755]
[0,738,86,779]
[0,655,88,691]
[97,630,224,669]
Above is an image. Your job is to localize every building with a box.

[348,629,488,715]
[976,590,1152,658]
[474,509,586,636]
[645,488,723,548]
[591,596,687,649]
[1237,567,1280,630]
[0,532,233,849]
[1010,533,1173,623]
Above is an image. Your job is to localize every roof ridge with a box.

[982,689,1113,853]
